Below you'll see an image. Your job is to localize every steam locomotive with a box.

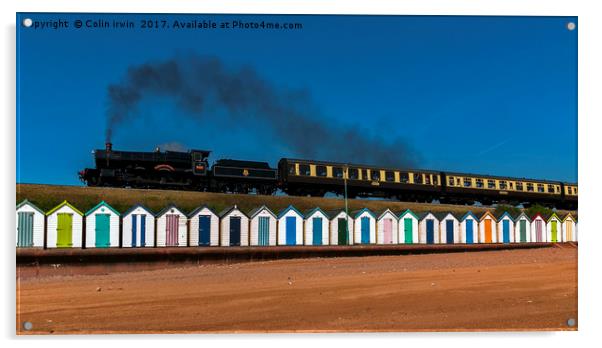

[79,143,578,209]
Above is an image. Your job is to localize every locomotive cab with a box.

[191,149,210,176]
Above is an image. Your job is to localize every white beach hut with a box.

[122,204,156,248]
[277,206,304,246]
[46,201,83,248]
[303,208,330,246]
[398,209,419,244]
[248,205,277,246]
[219,205,249,247]
[156,205,188,247]
[85,201,120,248]
[188,205,220,247]
[376,209,399,244]
[328,210,354,246]
[418,212,440,244]
[353,208,377,245]
[16,200,45,248]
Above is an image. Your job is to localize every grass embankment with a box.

[16,183,576,217]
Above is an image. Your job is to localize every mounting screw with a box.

[567,318,576,327]
[23,321,33,331]
[567,22,576,31]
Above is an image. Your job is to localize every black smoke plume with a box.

[106,54,418,167]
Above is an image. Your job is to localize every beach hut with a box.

[398,209,419,244]
[418,212,440,244]
[438,212,460,244]
[248,205,277,246]
[219,205,249,246]
[495,211,515,244]
[156,205,188,247]
[460,212,479,244]
[514,212,532,243]
[328,210,354,245]
[46,201,83,248]
[531,213,547,243]
[561,213,577,242]
[479,211,498,243]
[303,208,330,246]
[122,204,155,248]
[277,205,304,246]
[16,200,45,248]
[188,205,219,247]
[376,209,399,244]
[353,208,377,245]
[85,201,120,248]
[547,212,562,243]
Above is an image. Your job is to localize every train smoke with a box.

[106,54,418,167]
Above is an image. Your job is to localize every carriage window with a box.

[415,173,423,184]
[371,170,381,181]
[425,175,431,184]
[464,178,471,187]
[567,186,572,194]
[348,168,358,179]
[476,178,484,188]
[316,165,327,177]
[399,172,409,183]
[361,169,369,180]
[456,178,461,186]
[333,167,343,178]
[385,171,395,182]
[537,184,545,193]
[288,164,296,175]
[448,177,454,186]
[527,183,534,192]
[509,182,514,189]
[299,164,310,176]
[487,180,495,189]
[516,182,524,191]
[575,187,578,194]
[433,176,439,185]
[547,184,554,193]
[499,181,507,190]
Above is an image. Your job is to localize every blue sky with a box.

[16,13,577,185]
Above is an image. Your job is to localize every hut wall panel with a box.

[46,206,83,248]
[329,213,354,245]
[514,217,532,243]
[277,210,304,245]
[418,215,440,244]
[303,211,330,245]
[479,217,498,243]
[397,214,418,244]
[439,216,460,244]
[122,208,156,247]
[220,211,249,246]
[250,211,277,246]
[85,208,120,248]
[353,212,376,244]
[16,204,45,247]
[496,218,515,243]
[189,208,219,247]
[376,212,399,244]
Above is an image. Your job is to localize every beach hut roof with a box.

[561,212,576,222]
[188,204,218,218]
[157,204,185,217]
[16,199,44,214]
[247,205,277,219]
[351,208,377,219]
[495,211,515,221]
[398,209,419,220]
[515,211,532,222]
[303,207,330,219]
[46,200,83,216]
[377,208,398,220]
[85,201,121,216]
[325,209,348,218]
[547,212,562,222]
[461,211,479,221]
[479,210,497,221]
[277,205,304,219]
[418,211,436,221]
[531,212,548,221]
[218,205,249,218]
[123,203,156,217]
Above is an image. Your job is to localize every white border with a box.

[4,0,602,346]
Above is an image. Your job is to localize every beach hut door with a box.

[166,214,179,246]
[484,219,492,243]
[566,222,573,241]
[535,220,543,242]
[230,216,241,246]
[426,219,434,244]
[258,216,269,246]
[520,220,527,242]
[286,216,296,245]
[502,220,510,243]
[466,220,474,244]
[57,213,73,248]
[17,212,34,247]
[383,218,392,244]
[338,218,348,245]
[446,220,454,244]
[404,218,413,244]
[199,215,211,246]
[312,217,322,245]
[95,214,111,248]
[361,217,370,244]
[132,214,147,247]
[551,220,558,242]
